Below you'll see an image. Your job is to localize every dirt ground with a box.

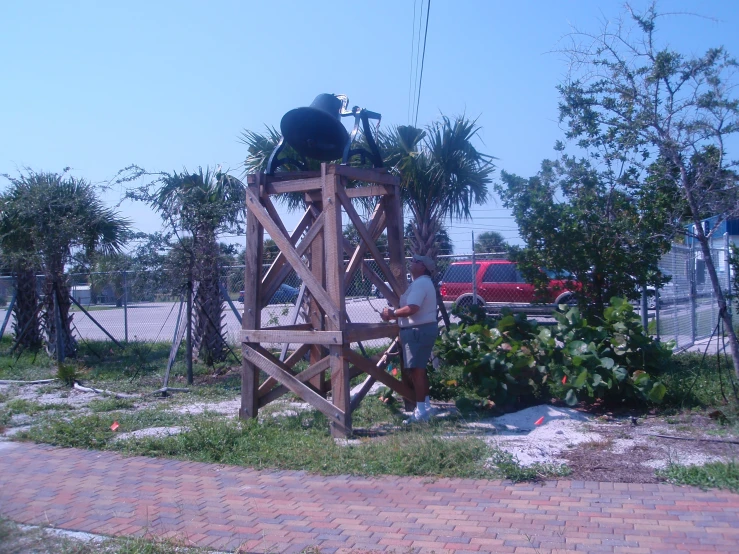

[1,380,737,483]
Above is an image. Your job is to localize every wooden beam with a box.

[241,177,264,420]
[344,347,414,401]
[345,322,399,343]
[259,323,313,332]
[258,355,331,406]
[261,211,325,306]
[241,329,342,345]
[306,186,394,202]
[349,338,399,413]
[308,201,327,395]
[258,344,311,398]
[359,261,399,307]
[337,186,403,295]
[243,345,345,423]
[244,185,340,325]
[283,344,312,368]
[328,165,399,185]
[264,178,323,195]
[323,166,351,438]
[248,171,320,184]
[344,185,395,198]
[259,207,312,306]
[343,200,386,290]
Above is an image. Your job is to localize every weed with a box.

[657,461,739,492]
[88,397,136,412]
[56,364,79,387]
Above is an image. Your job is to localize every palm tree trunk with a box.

[12,265,42,350]
[192,227,226,365]
[43,264,78,359]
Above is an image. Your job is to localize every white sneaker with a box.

[403,407,430,425]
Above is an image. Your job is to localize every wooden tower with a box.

[240,164,414,437]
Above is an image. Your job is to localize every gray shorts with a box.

[399,323,438,369]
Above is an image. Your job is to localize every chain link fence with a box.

[0,244,735,354]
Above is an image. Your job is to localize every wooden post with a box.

[323,164,350,437]
[308,201,327,395]
[240,176,264,419]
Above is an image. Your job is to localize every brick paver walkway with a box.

[0,442,738,553]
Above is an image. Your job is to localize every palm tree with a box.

[0,170,130,357]
[134,168,245,366]
[380,116,494,257]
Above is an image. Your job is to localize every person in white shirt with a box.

[381,254,438,423]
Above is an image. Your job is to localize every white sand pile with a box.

[465,405,602,466]
[112,426,184,442]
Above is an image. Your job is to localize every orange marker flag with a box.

[534,416,545,426]
[110,421,120,432]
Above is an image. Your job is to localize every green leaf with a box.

[567,341,588,356]
[600,357,614,369]
[648,382,667,403]
[565,389,578,406]
[574,369,589,388]
[612,366,628,382]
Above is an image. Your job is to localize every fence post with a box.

[471,232,477,305]
[690,244,697,346]
[655,288,660,342]
[186,277,193,385]
[725,232,732,308]
[123,270,128,343]
[640,284,648,332]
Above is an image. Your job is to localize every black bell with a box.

[280,94,349,161]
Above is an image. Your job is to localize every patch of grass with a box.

[16,407,189,449]
[0,516,215,553]
[351,395,403,427]
[4,398,75,415]
[657,461,739,492]
[657,352,739,419]
[88,397,136,412]
[115,413,500,478]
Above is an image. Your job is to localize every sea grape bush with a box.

[433,298,671,407]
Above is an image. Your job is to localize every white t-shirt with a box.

[398,275,437,328]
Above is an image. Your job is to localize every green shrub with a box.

[542,298,671,405]
[433,297,671,407]
[56,364,78,387]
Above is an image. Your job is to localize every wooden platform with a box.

[241,164,409,437]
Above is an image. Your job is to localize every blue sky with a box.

[2,0,738,253]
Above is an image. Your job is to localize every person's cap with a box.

[411,254,436,272]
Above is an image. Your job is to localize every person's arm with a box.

[383,304,419,320]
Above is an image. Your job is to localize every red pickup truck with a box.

[439,260,576,307]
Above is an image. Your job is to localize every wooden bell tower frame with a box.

[240,164,414,437]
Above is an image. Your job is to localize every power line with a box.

[411,0,425,125]
[407,0,418,123]
[413,0,432,127]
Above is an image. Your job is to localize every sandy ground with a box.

[1,380,737,482]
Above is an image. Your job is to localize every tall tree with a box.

[473,231,507,253]
[0,170,130,357]
[557,2,739,376]
[127,167,245,367]
[497,156,677,316]
[380,117,494,258]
